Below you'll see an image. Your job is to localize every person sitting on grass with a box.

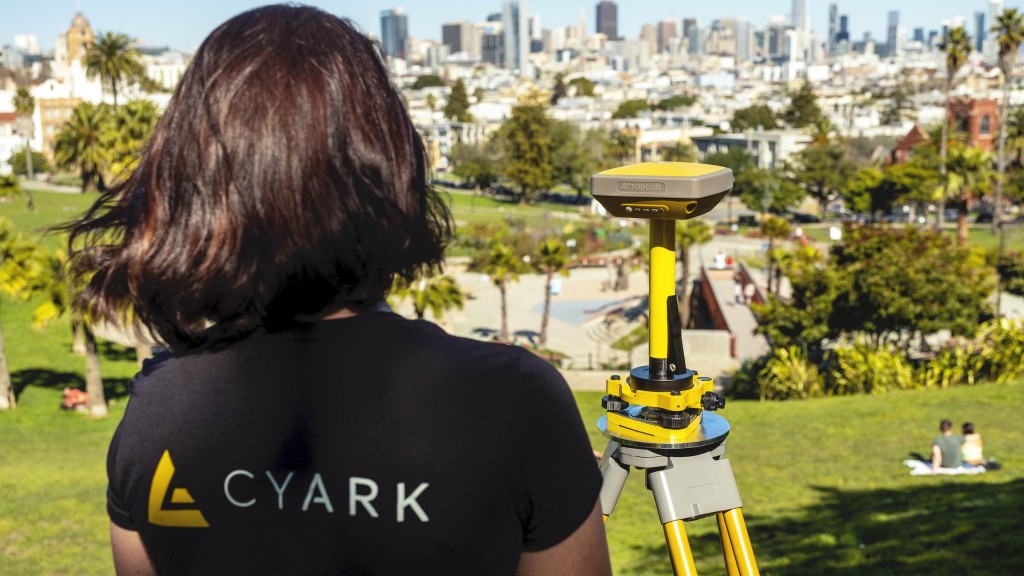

[961,422,984,467]
[932,418,964,473]
[60,387,88,411]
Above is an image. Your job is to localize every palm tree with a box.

[762,216,791,294]
[107,99,160,181]
[938,27,973,228]
[993,9,1024,230]
[661,141,699,162]
[809,117,836,147]
[11,87,36,210]
[1006,106,1024,166]
[0,219,43,410]
[535,239,569,348]
[470,241,527,341]
[675,219,712,326]
[85,32,144,109]
[32,251,108,417]
[53,102,113,192]
[393,274,464,322]
[946,145,995,246]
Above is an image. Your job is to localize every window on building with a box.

[981,115,991,135]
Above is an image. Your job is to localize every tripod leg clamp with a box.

[648,451,743,523]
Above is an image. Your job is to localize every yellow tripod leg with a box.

[663,520,698,576]
[717,513,740,576]
[722,509,759,576]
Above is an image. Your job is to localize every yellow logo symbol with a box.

[148,450,210,528]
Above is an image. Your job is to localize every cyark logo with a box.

[618,181,665,192]
[148,450,210,528]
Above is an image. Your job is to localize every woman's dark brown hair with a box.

[66,4,450,349]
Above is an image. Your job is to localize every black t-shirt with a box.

[107,312,601,575]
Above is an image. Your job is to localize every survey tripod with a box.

[590,163,759,575]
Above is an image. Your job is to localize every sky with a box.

[0,0,1017,53]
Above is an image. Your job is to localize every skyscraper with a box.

[792,0,810,32]
[657,19,678,54]
[987,0,1004,60]
[682,18,698,39]
[837,15,849,43]
[886,10,899,57]
[828,3,839,52]
[442,20,474,54]
[380,8,408,59]
[975,12,986,52]
[502,1,530,77]
[596,1,618,40]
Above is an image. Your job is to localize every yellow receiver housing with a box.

[591,162,733,220]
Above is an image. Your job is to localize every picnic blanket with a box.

[903,459,987,476]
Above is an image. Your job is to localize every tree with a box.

[0,219,43,410]
[675,220,712,326]
[704,147,805,214]
[6,147,50,177]
[443,79,473,122]
[85,32,144,108]
[938,27,973,228]
[32,250,108,417]
[107,99,160,181]
[12,87,37,210]
[611,99,650,119]
[472,87,485,103]
[808,117,836,146]
[550,73,567,105]
[830,225,992,348]
[946,144,995,246]
[791,142,855,218]
[450,140,502,189]
[549,121,601,201]
[411,74,445,90]
[754,245,835,357]
[1006,106,1024,166]
[469,241,528,341]
[781,81,823,128]
[392,273,464,322]
[567,77,595,97]
[53,102,113,192]
[604,129,636,166]
[993,9,1024,229]
[879,82,917,125]
[841,166,884,214]
[661,141,698,162]
[498,103,553,202]
[534,239,569,347]
[731,103,778,132]
[756,227,994,356]
[762,216,790,294]
[652,94,697,111]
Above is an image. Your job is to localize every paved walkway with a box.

[703,266,771,360]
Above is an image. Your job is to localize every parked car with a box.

[788,212,821,224]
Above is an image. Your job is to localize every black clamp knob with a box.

[602,395,629,411]
[701,392,725,411]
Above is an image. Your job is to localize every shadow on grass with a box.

[12,368,133,402]
[622,479,1024,575]
[98,340,136,362]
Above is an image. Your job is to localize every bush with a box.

[758,346,823,400]
[823,342,916,395]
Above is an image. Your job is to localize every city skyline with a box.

[0,0,1015,54]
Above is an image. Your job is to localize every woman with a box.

[961,422,984,466]
[67,6,609,575]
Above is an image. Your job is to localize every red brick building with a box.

[949,97,998,152]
